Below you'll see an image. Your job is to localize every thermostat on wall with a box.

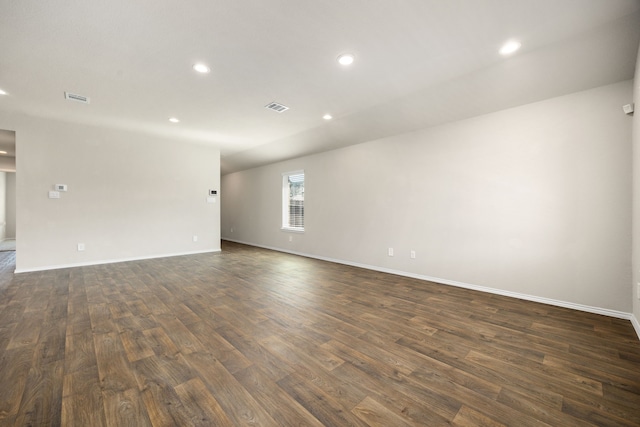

[55,184,68,191]
[623,103,634,115]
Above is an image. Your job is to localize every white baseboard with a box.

[223,238,633,322]
[632,314,640,340]
[14,248,221,274]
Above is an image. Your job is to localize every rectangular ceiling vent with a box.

[64,92,90,104]
[265,102,289,113]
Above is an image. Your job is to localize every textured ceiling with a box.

[0,0,639,174]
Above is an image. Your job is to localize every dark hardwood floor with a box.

[0,241,639,426]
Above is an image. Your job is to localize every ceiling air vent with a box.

[64,92,90,104]
[265,102,289,113]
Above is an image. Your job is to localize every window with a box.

[282,170,304,231]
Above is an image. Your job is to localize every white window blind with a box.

[282,171,304,231]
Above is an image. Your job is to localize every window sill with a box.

[281,227,304,233]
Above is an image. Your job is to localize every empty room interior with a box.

[2,0,640,425]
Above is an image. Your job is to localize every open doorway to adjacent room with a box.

[0,129,16,252]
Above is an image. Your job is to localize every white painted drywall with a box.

[632,42,640,330]
[0,172,6,241]
[222,81,633,313]
[5,172,16,239]
[0,112,220,272]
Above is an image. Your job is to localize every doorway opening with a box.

[0,129,16,252]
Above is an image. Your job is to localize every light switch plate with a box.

[49,191,60,199]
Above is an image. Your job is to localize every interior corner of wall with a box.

[631,312,640,341]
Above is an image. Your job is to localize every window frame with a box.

[281,170,305,232]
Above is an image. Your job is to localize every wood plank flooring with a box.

[1,241,639,426]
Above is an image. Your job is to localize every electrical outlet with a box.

[388,248,394,257]
[289,235,293,242]
[230,228,234,233]
[193,235,198,242]
[410,250,416,259]
[77,243,85,251]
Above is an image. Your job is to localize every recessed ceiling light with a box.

[0,89,7,95]
[337,53,355,66]
[323,114,333,120]
[169,117,180,123]
[0,151,6,154]
[193,63,210,73]
[499,40,521,56]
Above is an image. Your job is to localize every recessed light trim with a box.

[0,151,7,154]
[193,63,210,73]
[169,117,180,123]
[323,114,333,120]
[499,40,521,56]
[337,53,355,66]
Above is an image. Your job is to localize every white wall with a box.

[5,172,16,239]
[0,172,6,241]
[632,43,640,333]
[222,81,633,314]
[0,112,220,272]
